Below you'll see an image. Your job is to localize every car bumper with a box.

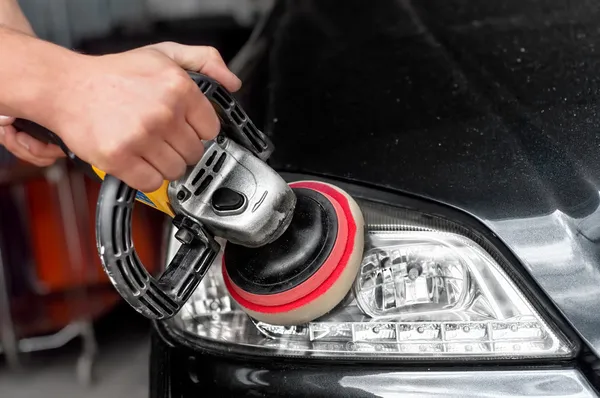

[150,324,599,398]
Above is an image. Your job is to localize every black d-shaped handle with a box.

[96,175,220,319]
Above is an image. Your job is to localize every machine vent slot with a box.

[149,281,177,310]
[123,207,132,247]
[117,182,128,201]
[120,207,129,252]
[212,153,226,173]
[138,297,162,317]
[243,124,265,151]
[132,252,150,282]
[194,175,213,196]
[116,259,139,295]
[198,80,211,93]
[146,289,175,316]
[196,249,217,272]
[112,208,120,254]
[127,188,136,202]
[191,168,205,186]
[213,87,232,110]
[231,106,244,124]
[125,255,145,290]
[205,150,218,167]
[177,274,196,298]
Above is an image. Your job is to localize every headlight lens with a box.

[163,195,575,359]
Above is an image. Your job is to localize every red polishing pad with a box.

[222,181,364,325]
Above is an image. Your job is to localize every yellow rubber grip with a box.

[91,166,175,217]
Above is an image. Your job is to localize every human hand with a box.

[37,42,242,192]
[0,4,63,166]
[0,115,66,167]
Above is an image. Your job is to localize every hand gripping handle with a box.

[13,71,274,161]
[13,71,274,319]
[11,119,101,181]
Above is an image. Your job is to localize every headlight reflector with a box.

[163,195,575,359]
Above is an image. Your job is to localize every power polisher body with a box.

[14,71,364,326]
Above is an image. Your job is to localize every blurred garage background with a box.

[0,1,271,396]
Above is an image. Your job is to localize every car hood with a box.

[263,0,600,355]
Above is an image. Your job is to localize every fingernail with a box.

[17,136,30,150]
[0,115,14,127]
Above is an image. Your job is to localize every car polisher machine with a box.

[14,72,365,326]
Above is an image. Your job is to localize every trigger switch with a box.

[212,188,245,212]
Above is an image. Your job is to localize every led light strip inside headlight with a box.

[164,196,575,359]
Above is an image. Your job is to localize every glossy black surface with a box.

[150,328,597,398]
[260,0,600,355]
[224,187,337,294]
[266,0,600,219]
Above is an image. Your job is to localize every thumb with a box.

[0,116,15,127]
[147,42,242,92]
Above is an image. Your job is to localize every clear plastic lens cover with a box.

[164,198,575,359]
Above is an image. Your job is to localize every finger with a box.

[165,123,205,165]
[141,141,187,182]
[0,115,15,127]
[1,125,56,167]
[108,157,164,193]
[14,131,66,159]
[185,83,221,141]
[149,42,242,92]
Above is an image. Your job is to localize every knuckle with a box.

[99,140,126,163]
[206,46,220,60]
[99,160,118,177]
[166,70,191,96]
[152,105,176,126]
[128,120,151,143]
[27,145,42,158]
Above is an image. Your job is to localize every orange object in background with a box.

[22,168,167,294]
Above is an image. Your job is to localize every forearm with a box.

[0,26,85,125]
[0,0,34,34]
[0,0,65,124]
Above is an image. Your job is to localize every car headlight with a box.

[161,184,576,360]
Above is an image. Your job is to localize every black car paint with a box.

[151,0,600,395]
[262,0,600,352]
[265,0,600,220]
[151,326,586,398]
